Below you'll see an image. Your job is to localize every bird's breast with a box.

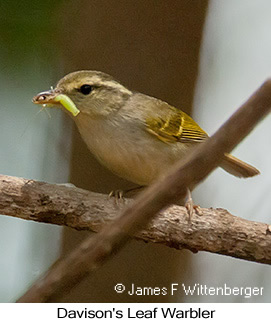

[74,114,193,185]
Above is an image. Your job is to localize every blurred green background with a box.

[0,1,70,301]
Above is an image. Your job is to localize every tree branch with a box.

[8,79,271,302]
[1,174,271,264]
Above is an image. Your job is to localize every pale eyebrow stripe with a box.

[97,80,132,95]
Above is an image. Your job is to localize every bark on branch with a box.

[0,174,271,264]
[4,79,271,302]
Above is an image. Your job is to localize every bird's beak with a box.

[32,89,80,117]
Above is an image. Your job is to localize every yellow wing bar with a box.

[146,109,208,144]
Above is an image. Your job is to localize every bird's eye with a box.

[79,84,93,95]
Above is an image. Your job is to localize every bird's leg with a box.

[184,188,201,222]
[108,189,125,205]
[108,186,144,205]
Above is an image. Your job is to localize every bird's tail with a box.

[220,153,260,178]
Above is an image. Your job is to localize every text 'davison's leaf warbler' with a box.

[33,70,260,207]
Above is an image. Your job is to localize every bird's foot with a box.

[108,189,125,205]
[184,188,201,222]
[108,186,144,205]
[109,189,124,199]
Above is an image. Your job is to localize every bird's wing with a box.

[145,103,208,144]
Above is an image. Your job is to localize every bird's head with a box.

[33,70,132,118]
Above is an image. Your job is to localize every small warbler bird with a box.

[33,70,259,203]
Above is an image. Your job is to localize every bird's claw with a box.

[108,186,144,205]
[184,188,201,222]
[108,189,125,205]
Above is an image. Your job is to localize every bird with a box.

[33,70,260,215]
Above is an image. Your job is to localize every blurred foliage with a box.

[0,0,66,67]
